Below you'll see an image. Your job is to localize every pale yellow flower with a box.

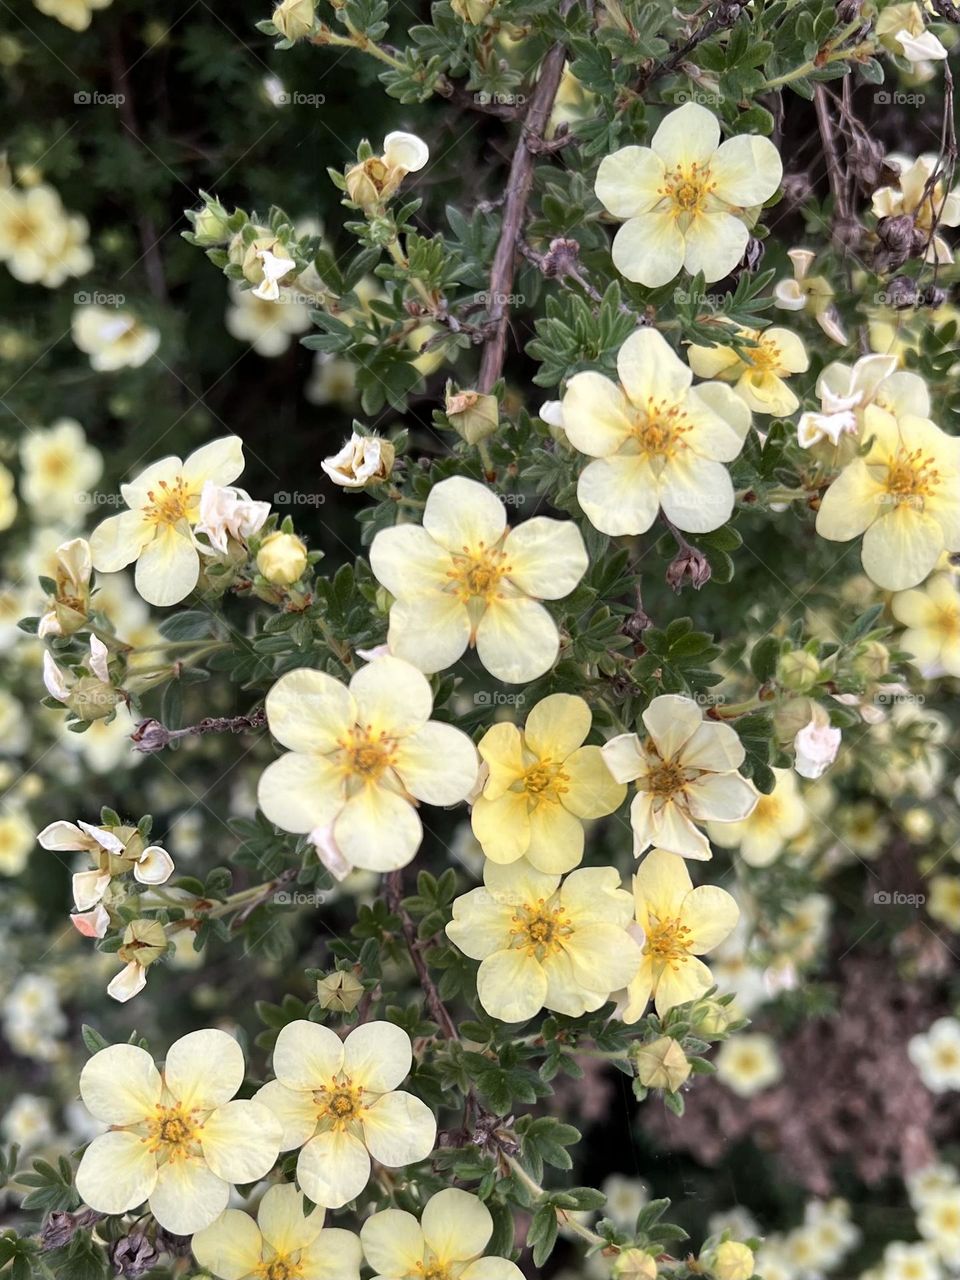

[0,462,16,532]
[716,1032,782,1096]
[687,326,809,417]
[20,419,102,520]
[561,328,751,536]
[192,1182,361,1280]
[72,306,159,371]
[707,767,808,867]
[257,655,478,872]
[773,248,846,346]
[595,102,782,286]
[602,694,757,861]
[321,432,395,488]
[918,1186,960,1262]
[75,1031,282,1235]
[255,1020,436,1209]
[89,436,245,607]
[33,0,111,30]
[928,874,960,931]
[872,154,960,264]
[369,476,588,683]
[225,281,310,357]
[876,4,949,67]
[0,806,33,875]
[619,849,739,1021]
[799,353,928,450]
[445,860,642,1023]
[471,693,625,873]
[909,1017,960,1091]
[361,1188,524,1280]
[892,573,960,676]
[0,184,92,286]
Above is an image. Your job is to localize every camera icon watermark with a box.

[475,91,527,107]
[273,490,326,507]
[74,290,125,307]
[873,890,925,906]
[874,90,925,107]
[274,890,328,906]
[675,89,723,106]
[74,90,125,107]
[474,690,525,707]
[277,91,326,107]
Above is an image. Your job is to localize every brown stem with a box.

[385,870,460,1041]
[130,707,267,753]
[476,18,571,395]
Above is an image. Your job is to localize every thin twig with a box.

[130,707,267,753]
[385,869,460,1041]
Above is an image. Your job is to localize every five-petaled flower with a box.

[561,328,751,536]
[360,1187,524,1280]
[191,1181,362,1280]
[445,861,642,1023]
[255,1020,436,1209]
[369,475,588,683]
[687,326,810,417]
[75,1030,282,1235]
[471,692,625,873]
[595,102,782,287]
[815,405,960,591]
[257,654,478,873]
[602,694,757,860]
[618,849,740,1021]
[89,436,245,607]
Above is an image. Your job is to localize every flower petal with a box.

[134,845,174,885]
[266,668,355,753]
[525,800,584,874]
[89,509,153,573]
[254,1079,320,1149]
[476,949,548,1022]
[298,1228,363,1280]
[334,786,422,872]
[652,102,720,166]
[369,523,455,598]
[577,454,660,536]
[274,1019,344,1091]
[446,887,517,959]
[679,720,745,771]
[75,1131,157,1216]
[618,328,692,407]
[422,1187,492,1264]
[681,884,740,952]
[601,733,646,784]
[134,525,199,608]
[181,436,245,490]
[642,695,703,760]
[361,1090,437,1167]
[634,849,693,922]
[360,1209,425,1278]
[191,1209,265,1280]
[595,145,666,218]
[561,371,634,457]
[611,213,686,287]
[685,772,757,823]
[502,517,587,600]
[257,751,345,835]
[471,791,531,864]
[393,722,479,805]
[524,693,591,759]
[297,1128,371,1209]
[149,1156,230,1235]
[200,1100,282,1183]
[709,134,782,205]
[815,460,885,542]
[342,1021,412,1093]
[37,820,87,851]
[475,596,559,684]
[164,1028,245,1110]
[79,1043,162,1124]
[861,507,944,591]
[658,454,734,533]
[682,211,749,283]
[562,745,627,820]
[349,655,433,737]
[654,953,714,1016]
[387,593,472,674]
[422,476,506,553]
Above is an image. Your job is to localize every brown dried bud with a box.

[41,1209,102,1251]
[877,214,917,255]
[110,1233,161,1278]
[541,237,582,278]
[920,283,948,308]
[835,0,861,21]
[883,275,919,310]
[666,546,711,592]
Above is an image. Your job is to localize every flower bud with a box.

[445,388,499,445]
[191,204,232,247]
[778,650,820,692]
[316,969,365,1013]
[772,696,814,744]
[613,1250,658,1280]
[70,677,123,722]
[118,918,169,968]
[346,158,390,212]
[695,998,737,1035]
[853,640,890,681]
[321,432,395,487]
[257,531,308,585]
[241,234,288,287]
[451,0,496,22]
[273,0,316,39]
[633,1036,691,1092]
[704,1241,756,1280]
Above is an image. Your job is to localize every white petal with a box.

[164,1028,245,1110]
[342,1021,412,1093]
[297,1128,371,1209]
[80,1043,162,1124]
[190,1209,265,1280]
[75,1131,157,1216]
[148,1157,231,1235]
[361,1090,436,1167]
[200,1100,282,1183]
[273,1018,344,1090]
[134,845,174,885]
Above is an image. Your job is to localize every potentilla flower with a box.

[686,326,809,417]
[38,816,174,918]
[445,861,642,1023]
[89,436,245,607]
[928,873,960,931]
[258,655,478,872]
[594,102,782,286]
[0,183,93,286]
[321,431,395,488]
[72,305,160,371]
[194,480,270,554]
[360,1187,524,1280]
[815,406,960,591]
[892,573,960,677]
[345,132,429,210]
[560,328,751,536]
[33,0,112,30]
[38,537,92,638]
[707,767,808,865]
[471,692,625,873]
[43,635,122,720]
[793,712,842,781]
[369,475,588,683]
[75,1031,283,1234]
[618,849,739,1022]
[773,248,847,346]
[255,1020,436,1209]
[20,419,102,520]
[192,1181,362,1280]
[908,1017,960,1092]
[872,154,960,264]
[602,694,757,860]
[715,1032,783,1097]
[918,1186,960,1261]
[225,280,311,357]
[876,5,948,70]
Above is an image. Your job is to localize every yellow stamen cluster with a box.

[144,477,193,527]
[660,162,717,218]
[645,916,693,967]
[632,399,692,460]
[315,1079,364,1128]
[145,1102,200,1161]
[883,447,941,509]
[510,898,571,957]
[447,542,512,603]
[338,724,397,781]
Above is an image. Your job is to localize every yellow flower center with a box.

[753,794,781,823]
[646,760,688,797]
[510,898,571,957]
[645,915,693,966]
[416,1263,452,1280]
[40,448,70,479]
[338,724,397,782]
[521,758,569,800]
[144,476,194,527]
[744,338,782,373]
[933,604,960,641]
[315,1080,364,1129]
[660,163,717,219]
[631,399,692,460]
[146,1102,200,1161]
[257,1256,303,1280]
[883,447,940,509]
[447,542,512,604]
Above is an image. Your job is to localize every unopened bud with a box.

[778,650,820,692]
[445,387,499,445]
[257,531,308,585]
[613,1250,659,1280]
[451,0,496,19]
[316,969,365,1013]
[666,545,711,592]
[695,998,737,1035]
[191,204,232,247]
[345,158,389,211]
[884,275,919,311]
[273,0,316,39]
[853,639,890,681]
[704,1241,756,1280]
[118,918,168,968]
[70,677,122,722]
[633,1035,691,1092]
